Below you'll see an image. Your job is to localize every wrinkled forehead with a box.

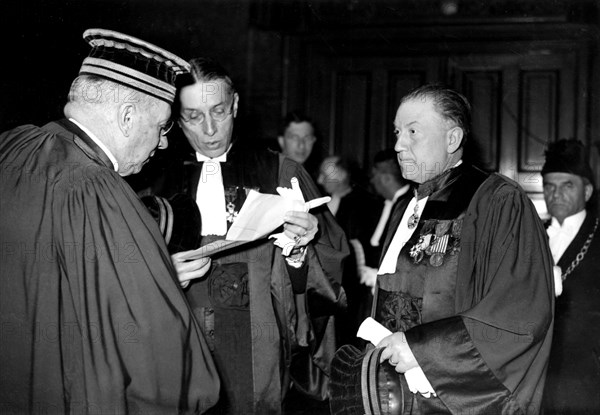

[543,171,586,186]
[395,97,451,127]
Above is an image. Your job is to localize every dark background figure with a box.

[541,138,600,414]
[277,110,322,182]
[0,28,219,414]
[317,154,382,347]
[152,57,348,414]
[364,149,413,280]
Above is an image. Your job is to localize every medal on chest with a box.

[407,188,420,229]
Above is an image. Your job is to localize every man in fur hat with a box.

[541,138,600,414]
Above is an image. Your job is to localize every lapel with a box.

[378,164,488,263]
[182,158,203,200]
[379,195,412,261]
[557,212,598,269]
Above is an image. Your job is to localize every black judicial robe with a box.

[543,212,600,414]
[0,120,220,414]
[161,143,349,414]
[373,164,554,415]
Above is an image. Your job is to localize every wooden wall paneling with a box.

[519,70,558,173]
[305,50,335,157]
[461,70,502,172]
[334,71,372,165]
[301,51,442,165]
[449,49,579,195]
[386,70,427,145]
[515,52,577,193]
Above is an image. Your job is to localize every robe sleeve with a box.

[53,169,220,414]
[404,175,554,414]
[276,156,349,399]
[278,155,349,302]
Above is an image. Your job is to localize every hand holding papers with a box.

[177,177,329,260]
[270,177,330,255]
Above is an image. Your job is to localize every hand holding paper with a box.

[269,177,330,256]
[177,177,330,260]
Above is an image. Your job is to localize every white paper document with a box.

[177,179,330,260]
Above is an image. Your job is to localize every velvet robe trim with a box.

[402,171,554,414]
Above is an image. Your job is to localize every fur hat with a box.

[541,138,595,186]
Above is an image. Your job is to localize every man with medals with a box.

[158,58,348,414]
[367,84,554,414]
[540,139,600,414]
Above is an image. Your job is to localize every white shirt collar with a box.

[549,209,586,234]
[195,144,232,162]
[547,209,587,263]
[69,118,119,172]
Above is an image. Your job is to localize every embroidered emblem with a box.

[225,186,239,223]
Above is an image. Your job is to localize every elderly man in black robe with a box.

[374,84,554,414]
[0,29,219,414]
[331,84,554,415]
[157,57,348,414]
[541,138,600,414]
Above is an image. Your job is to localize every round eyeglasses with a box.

[180,101,234,125]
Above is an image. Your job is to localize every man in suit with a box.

[541,138,600,414]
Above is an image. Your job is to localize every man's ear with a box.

[277,135,285,150]
[118,103,135,137]
[584,183,594,202]
[447,126,464,154]
[232,92,240,118]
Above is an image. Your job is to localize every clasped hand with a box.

[377,331,419,373]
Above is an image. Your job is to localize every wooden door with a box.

[304,53,442,167]
[449,49,586,214]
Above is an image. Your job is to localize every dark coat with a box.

[543,212,600,414]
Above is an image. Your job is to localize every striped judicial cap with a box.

[79,28,190,104]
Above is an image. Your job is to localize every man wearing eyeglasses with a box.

[159,57,349,414]
[0,30,219,413]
